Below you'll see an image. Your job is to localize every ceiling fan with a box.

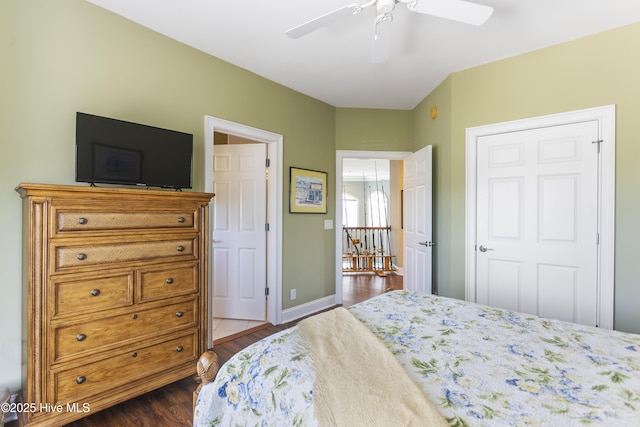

[286,0,494,63]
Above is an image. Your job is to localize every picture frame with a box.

[289,167,327,213]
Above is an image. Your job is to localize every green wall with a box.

[0,0,335,391]
[336,108,413,152]
[414,22,640,332]
[412,78,453,295]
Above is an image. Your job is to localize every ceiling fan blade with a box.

[372,14,393,63]
[286,3,365,39]
[407,0,493,26]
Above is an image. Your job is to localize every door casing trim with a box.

[204,116,283,345]
[465,105,616,329]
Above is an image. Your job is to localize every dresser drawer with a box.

[53,238,196,272]
[51,271,133,318]
[138,262,198,302]
[53,299,197,361]
[54,209,196,234]
[53,332,197,404]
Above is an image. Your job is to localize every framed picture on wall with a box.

[289,167,327,213]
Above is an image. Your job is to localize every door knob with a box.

[478,245,494,252]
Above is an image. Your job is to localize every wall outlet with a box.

[290,288,297,300]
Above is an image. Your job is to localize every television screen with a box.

[75,112,193,189]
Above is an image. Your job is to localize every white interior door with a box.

[475,121,599,326]
[403,145,433,293]
[212,143,267,321]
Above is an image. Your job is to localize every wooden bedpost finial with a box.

[194,350,220,411]
[197,350,220,384]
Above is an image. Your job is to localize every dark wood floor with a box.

[342,271,403,307]
[12,273,401,427]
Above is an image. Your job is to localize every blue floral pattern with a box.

[194,291,640,426]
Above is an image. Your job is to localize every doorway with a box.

[204,116,283,346]
[335,150,411,304]
[465,105,616,329]
[211,136,268,341]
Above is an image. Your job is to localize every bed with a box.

[193,290,640,426]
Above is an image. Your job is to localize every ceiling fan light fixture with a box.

[375,12,394,29]
[377,0,396,14]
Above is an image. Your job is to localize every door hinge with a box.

[592,139,603,153]
[265,158,270,180]
[265,287,270,296]
[596,232,600,245]
[265,223,270,232]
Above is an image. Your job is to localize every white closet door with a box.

[475,121,599,326]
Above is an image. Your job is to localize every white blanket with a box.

[298,307,449,427]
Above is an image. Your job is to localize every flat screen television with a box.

[75,112,193,189]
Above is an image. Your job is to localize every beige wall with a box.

[1,0,335,391]
[414,22,640,333]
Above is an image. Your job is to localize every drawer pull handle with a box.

[132,352,137,358]
[176,346,184,353]
[78,217,88,225]
[176,311,184,318]
[76,376,86,385]
[77,253,87,261]
[76,333,87,342]
[166,278,174,284]
[176,245,185,252]
[177,217,185,223]
[132,314,138,320]
[90,289,100,297]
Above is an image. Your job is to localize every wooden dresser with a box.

[16,183,213,426]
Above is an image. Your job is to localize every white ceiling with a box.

[343,158,390,181]
[86,0,640,110]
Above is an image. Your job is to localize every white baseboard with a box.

[281,294,337,324]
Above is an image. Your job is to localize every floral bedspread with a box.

[194,291,640,426]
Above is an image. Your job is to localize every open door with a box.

[403,145,433,293]
[212,143,267,321]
